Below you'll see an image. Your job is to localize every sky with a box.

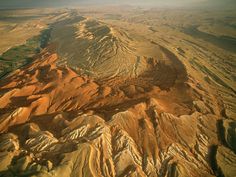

[0,0,235,9]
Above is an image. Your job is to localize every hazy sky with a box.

[0,0,235,9]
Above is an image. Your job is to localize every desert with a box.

[0,2,235,177]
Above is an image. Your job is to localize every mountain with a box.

[0,7,236,177]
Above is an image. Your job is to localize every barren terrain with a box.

[0,7,235,177]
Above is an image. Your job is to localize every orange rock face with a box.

[0,46,219,176]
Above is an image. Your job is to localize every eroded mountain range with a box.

[0,8,235,177]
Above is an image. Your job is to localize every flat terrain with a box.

[0,7,235,177]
